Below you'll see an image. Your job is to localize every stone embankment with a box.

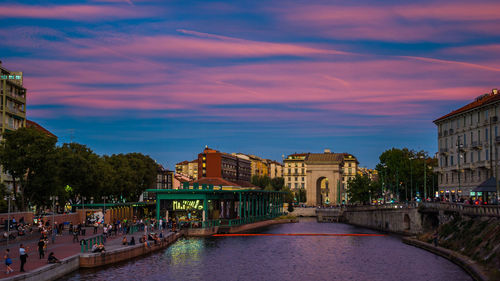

[403,237,490,281]
[183,218,297,236]
[416,216,500,280]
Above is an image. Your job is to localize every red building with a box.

[198,147,251,184]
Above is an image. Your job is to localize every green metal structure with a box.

[146,187,286,228]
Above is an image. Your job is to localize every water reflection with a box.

[60,218,472,281]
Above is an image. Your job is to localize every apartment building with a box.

[434,89,500,199]
[175,159,199,180]
[283,153,307,189]
[0,61,27,190]
[198,147,251,183]
[267,160,284,178]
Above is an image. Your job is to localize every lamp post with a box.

[49,196,58,239]
[4,194,15,246]
[101,196,108,224]
[409,157,414,202]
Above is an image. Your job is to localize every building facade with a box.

[267,160,284,178]
[0,62,27,190]
[156,166,173,189]
[283,153,307,190]
[342,153,359,202]
[434,89,500,199]
[175,159,198,180]
[198,147,251,183]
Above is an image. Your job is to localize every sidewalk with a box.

[0,227,122,279]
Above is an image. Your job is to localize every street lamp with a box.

[4,194,15,246]
[101,196,108,224]
[49,196,58,239]
[409,157,414,202]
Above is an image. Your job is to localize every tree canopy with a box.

[0,127,159,211]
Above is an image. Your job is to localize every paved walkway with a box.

[0,227,128,279]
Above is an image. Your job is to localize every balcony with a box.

[461,163,472,170]
[471,141,482,150]
[439,148,448,155]
[5,91,26,103]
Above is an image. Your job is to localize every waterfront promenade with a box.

[0,227,124,279]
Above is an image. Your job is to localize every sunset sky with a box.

[1,0,499,169]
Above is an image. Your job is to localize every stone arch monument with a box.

[305,151,344,206]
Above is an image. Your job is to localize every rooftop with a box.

[434,88,499,123]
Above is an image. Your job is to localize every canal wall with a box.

[0,254,80,281]
[289,208,316,217]
[183,218,297,236]
[343,206,423,235]
[403,237,490,281]
[80,232,182,268]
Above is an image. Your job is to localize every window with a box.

[451,156,454,166]
[463,153,467,163]
[295,177,298,181]
[486,128,489,140]
[486,149,489,160]
[496,126,498,137]
[288,177,291,181]
[348,163,352,167]
[485,109,489,120]
[478,151,481,161]
[301,183,304,188]
[463,134,467,146]
[471,152,474,162]
[294,168,298,174]
[288,168,291,174]
[478,130,481,142]
[302,177,304,181]
[301,163,304,167]
[301,168,304,174]
[288,183,292,188]
[294,183,298,189]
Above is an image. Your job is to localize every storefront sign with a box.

[173,200,203,210]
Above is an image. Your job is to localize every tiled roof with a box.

[305,153,344,164]
[176,160,189,165]
[190,177,256,188]
[434,89,499,123]
[26,120,57,139]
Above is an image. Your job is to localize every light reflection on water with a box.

[59,218,472,281]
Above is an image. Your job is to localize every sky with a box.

[1,0,499,169]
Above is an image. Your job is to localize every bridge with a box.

[315,203,500,235]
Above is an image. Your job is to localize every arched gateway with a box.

[306,152,344,206]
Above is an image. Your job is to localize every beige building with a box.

[342,153,359,202]
[233,153,269,177]
[267,160,283,178]
[284,153,307,190]
[434,88,500,199]
[358,167,379,181]
[0,62,27,191]
[175,159,198,180]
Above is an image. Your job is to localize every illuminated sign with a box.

[173,200,203,211]
[0,75,21,80]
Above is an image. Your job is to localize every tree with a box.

[376,148,438,202]
[105,153,158,202]
[295,188,307,203]
[347,174,380,204]
[0,127,57,210]
[271,177,285,191]
[54,143,104,204]
[251,175,272,189]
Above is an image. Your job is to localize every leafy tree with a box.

[105,153,158,202]
[287,202,294,213]
[0,183,8,213]
[271,177,285,191]
[54,143,105,204]
[0,127,57,210]
[347,174,380,204]
[376,148,438,202]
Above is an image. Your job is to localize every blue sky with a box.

[1,0,499,169]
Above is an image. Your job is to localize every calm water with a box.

[60,218,471,281]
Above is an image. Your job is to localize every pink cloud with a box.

[0,4,157,20]
[273,2,500,42]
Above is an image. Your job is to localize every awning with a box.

[473,177,499,193]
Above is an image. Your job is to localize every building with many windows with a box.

[175,159,199,180]
[434,89,500,199]
[198,147,251,183]
[267,160,283,178]
[342,153,359,202]
[0,61,27,191]
[283,153,308,190]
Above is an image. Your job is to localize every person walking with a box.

[38,238,45,259]
[19,244,27,272]
[4,249,13,274]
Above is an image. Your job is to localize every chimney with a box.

[493,89,498,95]
[324,149,331,153]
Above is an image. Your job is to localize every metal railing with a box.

[80,234,105,253]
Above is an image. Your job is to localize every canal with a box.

[60,218,472,281]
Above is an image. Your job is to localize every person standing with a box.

[4,249,13,274]
[38,238,45,259]
[19,244,27,272]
